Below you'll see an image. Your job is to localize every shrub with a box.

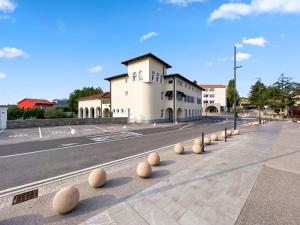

[44,108,66,119]
[7,105,24,120]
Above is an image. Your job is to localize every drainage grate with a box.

[12,189,38,205]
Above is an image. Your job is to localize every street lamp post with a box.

[256,77,262,125]
[205,89,208,119]
[233,45,242,130]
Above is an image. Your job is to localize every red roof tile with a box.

[18,98,54,105]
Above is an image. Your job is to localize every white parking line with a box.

[0,129,4,134]
[61,143,79,147]
[38,127,43,138]
[89,125,108,132]
[67,126,77,135]
[0,121,233,159]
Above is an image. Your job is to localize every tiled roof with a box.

[121,53,172,69]
[199,84,226,89]
[165,74,205,91]
[18,98,54,105]
[78,92,111,101]
[104,73,128,81]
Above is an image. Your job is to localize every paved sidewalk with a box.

[1,121,299,225]
[236,122,300,225]
[81,122,291,225]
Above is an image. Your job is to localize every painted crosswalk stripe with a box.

[89,132,142,143]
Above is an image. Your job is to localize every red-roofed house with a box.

[18,98,54,110]
[199,84,227,113]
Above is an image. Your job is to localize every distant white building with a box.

[105,53,204,123]
[78,92,111,118]
[199,84,226,113]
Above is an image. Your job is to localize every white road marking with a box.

[67,126,77,135]
[179,123,193,130]
[215,121,228,125]
[8,134,28,138]
[52,130,66,135]
[0,121,232,159]
[89,125,108,132]
[61,143,78,147]
[0,128,227,198]
[89,132,142,143]
[38,127,43,138]
[0,129,5,134]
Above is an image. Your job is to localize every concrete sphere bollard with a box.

[88,168,107,188]
[194,138,202,145]
[227,130,232,136]
[220,131,227,138]
[192,144,201,154]
[211,134,218,141]
[233,129,240,135]
[147,152,160,166]
[204,136,211,145]
[137,162,152,178]
[175,143,184,154]
[53,186,80,214]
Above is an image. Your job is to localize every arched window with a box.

[132,72,137,81]
[138,71,143,80]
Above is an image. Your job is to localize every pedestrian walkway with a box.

[80,122,299,225]
[1,121,299,225]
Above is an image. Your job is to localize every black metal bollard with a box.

[225,127,227,142]
[201,132,205,153]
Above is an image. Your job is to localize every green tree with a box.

[249,80,267,108]
[226,79,240,111]
[68,87,102,113]
[272,73,298,112]
[7,105,24,120]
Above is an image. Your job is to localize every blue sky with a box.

[0,0,300,104]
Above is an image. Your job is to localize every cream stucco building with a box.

[200,84,226,113]
[78,92,111,118]
[105,53,204,123]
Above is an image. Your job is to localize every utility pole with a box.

[205,89,208,119]
[233,45,242,130]
[255,77,262,125]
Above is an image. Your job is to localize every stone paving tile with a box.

[143,207,179,225]
[177,210,210,225]
[2,122,289,225]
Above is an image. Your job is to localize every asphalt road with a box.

[0,118,248,191]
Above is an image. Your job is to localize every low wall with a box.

[7,117,128,129]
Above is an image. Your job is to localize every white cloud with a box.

[0,0,16,12]
[0,72,7,80]
[0,47,28,59]
[140,32,159,42]
[88,65,103,73]
[235,43,243,48]
[205,61,213,66]
[209,3,252,21]
[160,0,205,7]
[235,52,252,61]
[209,0,300,22]
[243,37,267,47]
